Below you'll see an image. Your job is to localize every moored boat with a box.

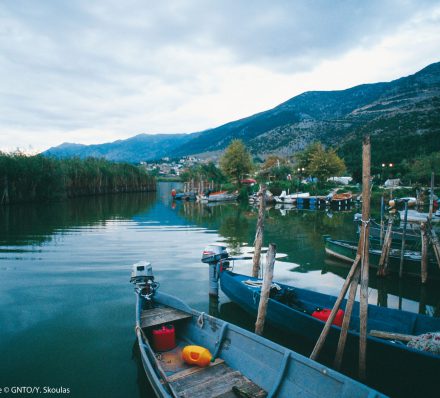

[324,237,440,280]
[220,269,440,398]
[355,218,420,245]
[198,190,239,202]
[171,189,197,201]
[399,209,440,223]
[130,263,385,398]
[274,191,310,204]
[327,192,353,207]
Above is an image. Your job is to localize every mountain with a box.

[174,62,440,158]
[44,62,440,166]
[44,133,198,162]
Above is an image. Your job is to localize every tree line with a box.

[0,152,156,205]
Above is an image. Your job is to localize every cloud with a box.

[0,0,439,152]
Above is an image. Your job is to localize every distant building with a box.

[327,176,353,185]
[384,178,401,187]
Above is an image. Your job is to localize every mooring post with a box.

[377,218,393,276]
[420,223,428,284]
[255,243,276,336]
[208,262,220,297]
[380,195,384,245]
[428,172,434,221]
[359,134,371,381]
[399,200,409,278]
[252,184,266,278]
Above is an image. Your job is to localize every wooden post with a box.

[359,134,371,381]
[377,218,393,276]
[420,223,428,284]
[310,255,361,360]
[428,172,434,221]
[399,200,409,278]
[255,243,276,336]
[380,196,384,245]
[252,185,266,278]
[429,226,440,269]
[333,267,360,370]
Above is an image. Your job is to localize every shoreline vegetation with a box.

[0,152,156,205]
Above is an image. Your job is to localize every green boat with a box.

[324,237,440,280]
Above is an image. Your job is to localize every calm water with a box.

[1,182,438,397]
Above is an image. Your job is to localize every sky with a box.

[0,0,439,153]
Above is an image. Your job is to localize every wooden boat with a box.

[220,270,440,398]
[171,190,197,201]
[389,197,417,208]
[399,209,440,223]
[324,237,440,280]
[355,218,420,245]
[198,190,238,202]
[132,267,385,398]
[274,191,310,204]
[328,192,353,207]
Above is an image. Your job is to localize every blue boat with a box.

[131,263,385,398]
[220,270,440,398]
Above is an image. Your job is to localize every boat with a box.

[198,190,239,202]
[327,192,353,207]
[274,191,310,204]
[355,218,420,245]
[389,197,417,208]
[220,269,440,398]
[324,237,440,279]
[171,189,197,201]
[248,190,275,204]
[399,209,440,223]
[130,262,385,398]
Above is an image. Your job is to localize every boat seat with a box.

[141,304,192,329]
[168,362,267,398]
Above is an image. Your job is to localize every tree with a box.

[219,140,253,185]
[308,146,346,182]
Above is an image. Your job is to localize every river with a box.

[0,182,438,397]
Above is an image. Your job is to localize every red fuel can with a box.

[311,308,344,327]
[152,324,176,351]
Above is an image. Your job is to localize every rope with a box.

[197,312,205,329]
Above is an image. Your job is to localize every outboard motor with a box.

[202,245,230,297]
[130,261,159,308]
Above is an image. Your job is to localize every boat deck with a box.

[141,304,192,329]
[156,340,264,397]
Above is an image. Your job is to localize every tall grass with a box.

[0,152,156,205]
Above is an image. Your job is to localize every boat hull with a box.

[220,270,440,398]
[324,237,440,280]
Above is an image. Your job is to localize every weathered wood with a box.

[377,218,393,276]
[429,226,440,269]
[166,358,225,382]
[255,243,276,335]
[380,196,385,244]
[399,200,409,278]
[170,363,266,398]
[428,172,434,221]
[252,185,266,278]
[141,305,192,329]
[421,223,428,284]
[333,266,360,370]
[369,330,414,342]
[359,134,371,381]
[310,254,361,361]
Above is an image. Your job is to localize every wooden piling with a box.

[399,201,409,278]
[255,243,276,336]
[310,255,361,360]
[377,218,393,276]
[380,196,385,244]
[420,223,428,284]
[428,172,434,221]
[358,135,371,381]
[333,266,360,370]
[252,185,266,278]
[429,226,440,269]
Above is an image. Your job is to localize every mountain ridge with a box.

[43,62,440,163]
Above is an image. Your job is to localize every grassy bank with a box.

[0,153,156,205]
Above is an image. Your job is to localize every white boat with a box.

[198,190,238,202]
[400,209,440,223]
[274,190,310,204]
[389,197,417,208]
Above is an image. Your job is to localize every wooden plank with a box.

[141,305,192,329]
[166,358,224,383]
[369,330,414,342]
[170,363,266,398]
